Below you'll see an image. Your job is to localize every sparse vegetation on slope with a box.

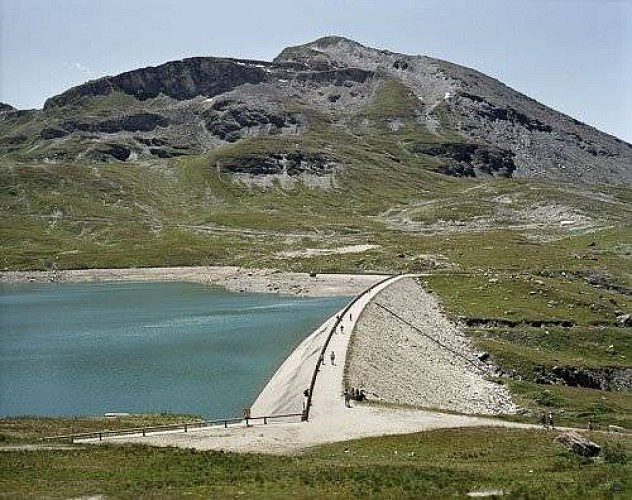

[1,425,630,498]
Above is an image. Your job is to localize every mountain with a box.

[2,37,631,274]
[1,36,630,185]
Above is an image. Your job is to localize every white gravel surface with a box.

[347,277,517,415]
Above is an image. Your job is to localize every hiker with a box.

[344,388,351,408]
[358,389,366,402]
[349,312,353,321]
[330,350,336,365]
[540,412,548,429]
[304,388,313,409]
[547,412,555,429]
[340,324,344,334]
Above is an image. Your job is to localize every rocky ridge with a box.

[1,36,630,185]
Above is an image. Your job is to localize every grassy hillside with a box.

[1,422,630,498]
[3,150,631,425]
[3,152,630,271]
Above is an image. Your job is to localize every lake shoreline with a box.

[0,266,387,297]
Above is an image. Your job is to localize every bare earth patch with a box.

[276,244,380,258]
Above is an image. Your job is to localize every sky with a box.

[1,0,631,142]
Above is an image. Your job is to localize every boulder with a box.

[555,432,600,457]
[616,314,632,327]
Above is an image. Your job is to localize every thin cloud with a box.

[66,61,93,78]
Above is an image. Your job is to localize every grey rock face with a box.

[202,100,303,143]
[413,143,516,177]
[1,37,630,186]
[0,102,17,114]
[40,113,169,139]
[534,365,632,392]
[43,57,269,109]
[218,152,335,176]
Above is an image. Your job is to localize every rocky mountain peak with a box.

[275,35,416,72]
[1,38,630,186]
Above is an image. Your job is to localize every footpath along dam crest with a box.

[251,274,403,419]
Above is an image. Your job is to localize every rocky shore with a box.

[0,266,386,297]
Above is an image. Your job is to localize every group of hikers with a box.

[312,311,362,408]
[344,387,366,407]
[318,350,337,366]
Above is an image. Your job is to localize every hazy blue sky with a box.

[1,0,630,142]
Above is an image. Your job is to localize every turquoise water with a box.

[0,281,348,418]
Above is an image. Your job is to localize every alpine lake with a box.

[0,281,349,418]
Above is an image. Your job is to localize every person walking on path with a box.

[344,388,351,408]
[547,412,555,429]
[330,350,336,365]
[340,324,344,334]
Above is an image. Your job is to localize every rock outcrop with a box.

[556,432,601,458]
[0,102,17,114]
[1,37,630,186]
[43,58,269,109]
